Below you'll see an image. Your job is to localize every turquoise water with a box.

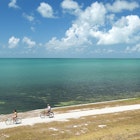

[0,58,140,114]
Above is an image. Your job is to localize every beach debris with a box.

[98,124,106,128]
[49,127,58,131]
[73,125,78,128]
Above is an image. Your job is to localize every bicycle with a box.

[40,111,54,118]
[5,117,22,125]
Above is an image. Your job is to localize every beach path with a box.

[0,104,140,130]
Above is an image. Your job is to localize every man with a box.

[47,104,51,114]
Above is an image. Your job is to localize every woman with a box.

[12,109,17,122]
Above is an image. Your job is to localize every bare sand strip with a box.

[0,104,140,130]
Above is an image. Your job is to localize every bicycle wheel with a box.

[49,112,54,118]
[5,118,12,125]
[15,117,22,124]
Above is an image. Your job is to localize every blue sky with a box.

[0,0,140,58]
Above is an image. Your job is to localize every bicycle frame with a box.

[40,111,54,118]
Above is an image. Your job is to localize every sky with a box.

[0,0,140,58]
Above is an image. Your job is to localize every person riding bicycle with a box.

[46,104,51,115]
[40,104,54,118]
[12,109,17,122]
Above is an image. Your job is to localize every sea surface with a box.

[0,58,140,114]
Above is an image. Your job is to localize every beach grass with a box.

[0,98,140,140]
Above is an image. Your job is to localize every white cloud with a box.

[46,23,92,51]
[106,0,139,13]
[23,13,34,22]
[61,0,81,15]
[93,48,115,54]
[37,2,54,18]
[22,37,36,48]
[8,0,20,9]
[95,15,140,45]
[79,2,106,26]
[8,36,20,48]
[46,0,140,56]
[46,2,106,50]
[125,44,140,53]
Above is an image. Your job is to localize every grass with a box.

[0,98,140,140]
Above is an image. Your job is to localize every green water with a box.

[0,58,140,114]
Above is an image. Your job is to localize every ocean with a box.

[0,58,140,114]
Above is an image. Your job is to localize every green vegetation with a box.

[0,101,5,104]
[55,100,83,107]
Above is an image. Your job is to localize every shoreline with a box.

[0,97,138,116]
[0,97,139,130]
[0,104,140,130]
[53,97,137,109]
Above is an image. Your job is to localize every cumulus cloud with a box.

[61,0,81,15]
[22,37,36,48]
[46,1,106,50]
[37,2,54,18]
[106,0,139,13]
[46,0,140,55]
[23,13,34,22]
[79,2,106,26]
[8,0,20,9]
[125,44,140,53]
[46,21,94,51]
[8,36,20,48]
[94,15,140,45]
